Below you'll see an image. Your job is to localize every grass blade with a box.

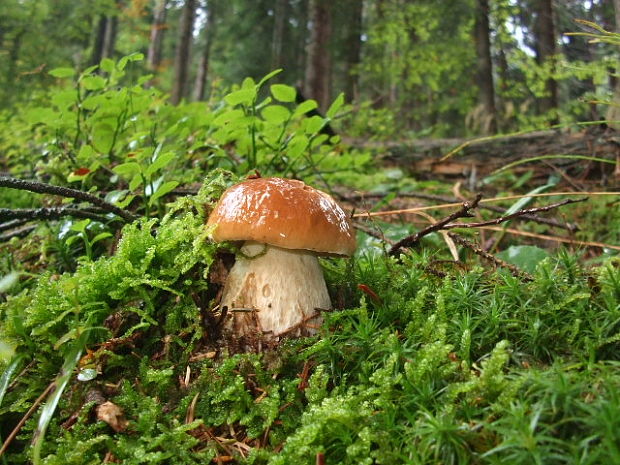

[31,344,83,465]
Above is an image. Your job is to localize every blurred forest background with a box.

[1,0,619,139]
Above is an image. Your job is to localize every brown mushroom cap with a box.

[207,177,357,256]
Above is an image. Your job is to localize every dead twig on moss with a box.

[0,207,113,224]
[441,198,588,230]
[389,194,482,256]
[343,190,579,232]
[0,176,138,222]
[448,233,533,281]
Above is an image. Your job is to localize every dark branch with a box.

[448,233,533,281]
[0,207,112,224]
[0,176,138,222]
[441,198,588,230]
[389,194,483,256]
[341,190,579,232]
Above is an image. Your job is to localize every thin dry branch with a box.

[0,176,138,222]
[448,233,533,281]
[441,198,588,230]
[388,194,482,256]
[343,190,578,231]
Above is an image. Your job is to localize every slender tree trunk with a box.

[474,0,497,134]
[193,0,216,101]
[7,29,25,83]
[148,0,168,70]
[102,15,118,59]
[606,0,620,128]
[171,0,197,105]
[295,0,309,88]
[304,0,332,111]
[343,0,363,103]
[533,0,558,123]
[90,16,108,66]
[271,0,287,71]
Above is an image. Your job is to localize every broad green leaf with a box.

[326,92,345,119]
[270,84,297,102]
[129,174,143,191]
[213,108,245,125]
[118,52,144,71]
[70,219,90,233]
[100,58,115,73]
[150,181,179,203]
[91,232,113,245]
[224,89,256,106]
[77,144,95,161]
[242,77,256,89]
[51,90,78,109]
[24,107,58,125]
[146,152,176,178]
[497,246,550,273]
[49,67,75,78]
[113,162,142,177]
[81,75,106,90]
[304,115,325,135]
[293,99,318,117]
[262,105,291,124]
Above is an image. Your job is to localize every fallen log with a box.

[347,126,620,178]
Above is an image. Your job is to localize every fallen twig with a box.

[0,176,138,222]
[343,190,578,231]
[441,198,588,230]
[448,233,533,281]
[389,194,482,256]
[0,207,112,224]
[0,382,55,457]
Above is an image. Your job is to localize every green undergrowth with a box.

[0,172,619,463]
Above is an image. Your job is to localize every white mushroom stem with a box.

[221,241,330,337]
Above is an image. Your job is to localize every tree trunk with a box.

[102,15,118,59]
[343,0,363,103]
[533,0,558,123]
[271,0,287,71]
[193,0,216,101]
[304,0,332,112]
[606,0,620,128]
[474,0,497,134]
[148,0,168,71]
[90,16,108,66]
[171,0,197,105]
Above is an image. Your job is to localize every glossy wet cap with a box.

[207,177,357,256]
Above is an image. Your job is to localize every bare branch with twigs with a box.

[441,198,588,230]
[447,233,533,280]
[0,176,138,222]
[388,194,483,256]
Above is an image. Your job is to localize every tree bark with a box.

[533,0,558,123]
[304,0,332,112]
[343,0,363,103]
[606,0,620,128]
[90,16,108,66]
[171,0,197,105]
[102,15,118,59]
[474,0,497,134]
[147,0,168,71]
[193,0,216,101]
[271,0,287,71]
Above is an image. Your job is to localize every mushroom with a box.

[207,177,356,339]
